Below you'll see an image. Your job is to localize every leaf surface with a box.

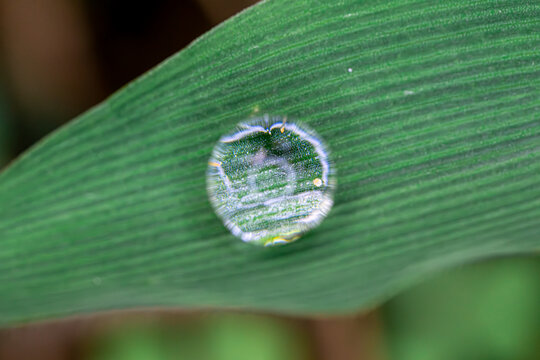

[0,0,539,325]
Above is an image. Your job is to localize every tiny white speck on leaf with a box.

[347,68,353,73]
[404,90,415,95]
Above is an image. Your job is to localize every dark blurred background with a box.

[0,0,256,156]
[1,1,540,359]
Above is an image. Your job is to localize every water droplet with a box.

[207,115,336,246]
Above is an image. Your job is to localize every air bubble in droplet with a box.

[206,115,336,246]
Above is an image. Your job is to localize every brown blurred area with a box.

[0,1,386,359]
[0,310,386,360]
[0,0,256,155]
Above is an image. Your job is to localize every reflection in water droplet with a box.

[207,115,336,246]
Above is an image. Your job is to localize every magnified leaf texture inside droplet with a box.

[207,116,335,246]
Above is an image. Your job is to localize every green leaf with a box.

[0,0,539,326]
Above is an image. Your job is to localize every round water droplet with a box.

[207,115,336,246]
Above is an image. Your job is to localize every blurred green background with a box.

[0,1,539,359]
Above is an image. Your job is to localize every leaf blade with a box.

[0,0,539,325]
